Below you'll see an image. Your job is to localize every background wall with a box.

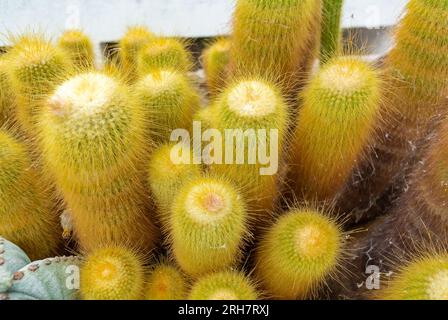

[0,0,409,58]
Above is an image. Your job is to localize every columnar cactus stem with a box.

[57,29,95,70]
[134,69,200,144]
[170,176,248,277]
[202,38,231,98]
[320,0,344,64]
[337,0,448,220]
[0,131,61,260]
[38,72,157,252]
[291,57,381,201]
[118,26,155,82]
[230,0,322,96]
[5,34,72,134]
[209,79,289,213]
[137,38,193,77]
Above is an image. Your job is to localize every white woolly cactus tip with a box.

[48,72,118,117]
[427,270,448,300]
[320,58,368,93]
[227,80,277,117]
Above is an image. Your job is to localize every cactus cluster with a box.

[0,0,447,301]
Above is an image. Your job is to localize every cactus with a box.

[144,260,188,300]
[337,0,448,219]
[291,57,381,201]
[147,143,202,229]
[230,0,322,95]
[209,79,289,213]
[134,69,200,144]
[377,253,448,300]
[202,38,231,98]
[0,237,81,301]
[4,34,72,134]
[320,0,344,64]
[137,38,193,77]
[255,209,344,299]
[0,58,15,127]
[0,130,61,260]
[118,26,155,81]
[80,246,145,300]
[38,72,157,252]
[57,29,95,70]
[169,176,248,277]
[189,271,258,300]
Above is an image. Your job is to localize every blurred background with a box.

[0,0,408,63]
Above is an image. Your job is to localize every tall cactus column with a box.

[337,0,448,220]
[38,72,157,252]
[230,0,322,97]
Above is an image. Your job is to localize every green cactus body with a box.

[256,209,343,299]
[57,30,95,70]
[119,26,155,81]
[378,253,448,300]
[291,57,381,201]
[0,59,15,127]
[202,38,231,98]
[38,72,157,252]
[170,176,248,277]
[320,0,344,64]
[231,0,322,95]
[189,271,258,300]
[5,35,72,134]
[134,69,200,144]
[145,261,188,300]
[137,38,193,77]
[0,131,61,260]
[147,143,202,229]
[80,246,145,300]
[337,0,448,218]
[209,79,289,213]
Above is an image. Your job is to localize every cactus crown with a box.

[58,29,95,69]
[138,38,192,76]
[80,246,145,300]
[256,209,344,299]
[379,253,448,300]
[145,261,188,300]
[189,271,258,300]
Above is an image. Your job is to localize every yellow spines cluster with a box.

[144,260,189,300]
[5,34,72,134]
[0,58,15,127]
[255,208,344,299]
[230,0,322,95]
[202,38,231,98]
[209,79,289,213]
[377,252,448,300]
[134,69,200,144]
[57,29,95,70]
[0,130,61,260]
[291,57,381,201]
[147,143,202,228]
[38,71,157,252]
[169,176,249,277]
[137,38,193,77]
[118,26,155,81]
[80,246,146,300]
[189,271,259,300]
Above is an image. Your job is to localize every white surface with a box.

[0,0,409,46]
